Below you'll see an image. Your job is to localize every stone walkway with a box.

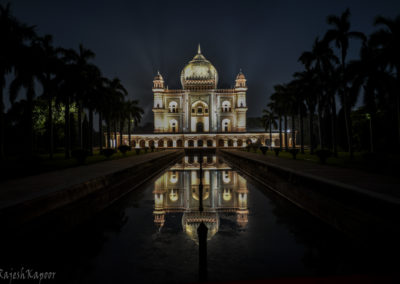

[222,150,400,203]
[0,150,180,211]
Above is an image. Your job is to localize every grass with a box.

[244,147,400,177]
[0,148,155,182]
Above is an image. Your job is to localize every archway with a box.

[198,140,203,147]
[167,139,173,147]
[218,139,224,147]
[222,118,231,132]
[169,119,178,133]
[207,140,213,147]
[196,122,204,133]
[265,139,271,146]
[228,139,233,147]
[158,140,164,147]
[188,140,194,147]
[177,139,183,147]
[237,139,243,147]
[149,140,155,148]
[139,140,145,148]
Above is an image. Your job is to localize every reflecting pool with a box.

[0,155,395,283]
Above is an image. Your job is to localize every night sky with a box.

[5,0,400,123]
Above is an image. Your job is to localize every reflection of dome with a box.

[182,211,219,243]
[192,187,210,200]
[180,45,218,89]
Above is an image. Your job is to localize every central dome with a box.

[180,45,218,89]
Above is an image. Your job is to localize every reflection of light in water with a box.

[169,189,179,201]
[223,188,232,201]
[223,170,231,183]
[192,187,210,200]
[152,157,249,239]
[155,193,164,207]
[170,171,178,183]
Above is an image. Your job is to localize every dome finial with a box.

[157,70,160,75]
[197,43,201,54]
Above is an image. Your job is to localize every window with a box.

[197,107,202,113]
[205,109,208,113]
[192,109,195,113]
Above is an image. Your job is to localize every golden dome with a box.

[180,44,218,89]
[236,70,246,80]
[153,70,164,81]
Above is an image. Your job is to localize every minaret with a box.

[235,70,248,132]
[152,71,165,133]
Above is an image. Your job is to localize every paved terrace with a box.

[221,150,400,204]
[0,150,181,212]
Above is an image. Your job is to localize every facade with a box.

[108,45,290,149]
[153,45,247,133]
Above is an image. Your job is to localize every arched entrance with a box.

[158,140,164,147]
[237,139,243,147]
[188,140,194,147]
[139,140,145,148]
[177,139,183,147]
[228,139,233,147]
[218,139,224,147]
[207,140,213,147]
[196,122,204,133]
[167,139,173,147]
[198,140,204,147]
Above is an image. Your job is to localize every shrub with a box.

[118,145,131,155]
[135,148,141,155]
[101,148,116,159]
[260,146,268,155]
[315,149,332,164]
[273,148,281,157]
[289,148,299,159]
[71,149,89,164]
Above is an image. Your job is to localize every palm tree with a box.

[0,3,35,159]
[325,8,366,157]
[125,99,144,147]
[37,35,63,159]
[9,38,42,156]
[62,44,96,149]
[261,107,277,147]
[371,15,400,146]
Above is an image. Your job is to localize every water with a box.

[0,155,395,283]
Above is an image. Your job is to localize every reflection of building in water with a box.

[153,156,249,242]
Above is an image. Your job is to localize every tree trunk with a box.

[331,93,338,157]
[269,120,272,148]
[0,85,5,160]
[309,112,314,154]
[78,101,82,149]
[128,117,131,146]
[291,115,296,149]
[341,56,353,158]
[106,118,111,149]
[114,120,117,149]
[120,119,124,146]
[27,88,35,157]
[65,95,71,159]
[300,112,304,154]
[279,116,283,150]
[317,94,323,149]
[48,93,54,159]
[89,108,93,155]
[99,112,103,151]
[284,115,288,151]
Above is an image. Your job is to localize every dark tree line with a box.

[263,9,400,157]
[0,3,143,160]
